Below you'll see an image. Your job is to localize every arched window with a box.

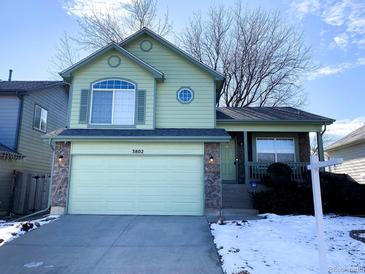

[90,80,136,125]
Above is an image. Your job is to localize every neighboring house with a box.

[47,28,334,216]
[0,81,68,215]
[326,125,365,184]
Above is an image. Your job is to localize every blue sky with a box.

[0,0,364,139]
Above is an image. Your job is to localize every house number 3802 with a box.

[132,149,144,154]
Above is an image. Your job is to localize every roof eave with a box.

[216,119,335,125]
[46,135,231,142]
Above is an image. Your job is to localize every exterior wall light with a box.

[209,156,214,164]
[58,154,64,162]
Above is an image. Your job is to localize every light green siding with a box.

[68,142,204,215]
[217,122,323,132]
[69,49,155,129]
[124,35,215,128]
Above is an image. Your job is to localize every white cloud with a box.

[291,0,365,50]
[333,32,349,48]
[62,0,132,17]
[290,0,320,18]
[309,57,365,79]
[325,117,365,144]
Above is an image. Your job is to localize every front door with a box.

[221,138,236,183]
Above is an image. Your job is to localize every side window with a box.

[33,104,48,132]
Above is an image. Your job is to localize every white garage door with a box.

[68,155,204,215]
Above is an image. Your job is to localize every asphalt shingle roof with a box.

[326,125,365,151]
[0,81,63,92]
[48,128,230,139]
[0,143,17,154]
[216,107,334,124]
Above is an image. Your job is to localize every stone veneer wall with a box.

[298,132,311,162]
[50,142,71,214]
[204,143,222,210]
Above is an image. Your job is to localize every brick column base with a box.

[50,142,71,214]
[204,143,221,211]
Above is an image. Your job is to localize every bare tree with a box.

[180,3,311,107]
[73,8,127,50]
[124,0,171,36]
[51,0,171,76]
[49,32,80,78]
[72,0,171,51]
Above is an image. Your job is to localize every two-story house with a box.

[47,28,334,216]
[0,80,68,215]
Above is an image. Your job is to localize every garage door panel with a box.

[68,155,204,215]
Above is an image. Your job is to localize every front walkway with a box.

[0,215,222,274]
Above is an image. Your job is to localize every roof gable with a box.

[120,28,224,81]
[60,43,164,81]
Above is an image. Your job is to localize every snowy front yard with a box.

[0,215,59,246]
[211,214,365,274]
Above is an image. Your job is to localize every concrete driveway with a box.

[0,215,222,274]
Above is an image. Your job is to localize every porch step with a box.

[205,208,261,222]
[222,184,254,209]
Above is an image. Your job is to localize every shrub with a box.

[252,167,365,215]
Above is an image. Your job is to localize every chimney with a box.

[8,69,13,81]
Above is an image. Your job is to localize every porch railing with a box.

[247,161,309,182]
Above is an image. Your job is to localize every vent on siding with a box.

[136,90,146,124]
[79,89,89,124]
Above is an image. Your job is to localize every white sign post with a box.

[307,155,343,274]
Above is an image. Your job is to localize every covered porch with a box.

[216,107,335,210]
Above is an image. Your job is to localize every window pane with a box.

[277,153,295,163]
[91,91,113,123]
[113,90,135,125]
[33,106,41,129]
[40,109,48,132]
[257,153,275,162]
[275,139,295,154]
[256,138,275,153]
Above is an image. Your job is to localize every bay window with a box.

[90,80,135,125]
[256,137,295,163]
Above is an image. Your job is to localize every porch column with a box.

[243,131,249,184]
[316,131,324,161]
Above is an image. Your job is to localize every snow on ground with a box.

[0,215,59,246]
[211,214,365,274]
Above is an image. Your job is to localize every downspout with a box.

[14,138,55,221]
[14,93,25,151]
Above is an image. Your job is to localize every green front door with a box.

[221,138,236,183]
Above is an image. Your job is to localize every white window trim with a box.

[33,104,48,133]
[89,87,136,126]
[256,137,296,162]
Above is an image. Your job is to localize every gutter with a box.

[216,119,335,125]
[43,135,231,142]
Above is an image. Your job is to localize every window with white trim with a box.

[33,105,48,132]
[90,80,135,125]
[256,137,295,163]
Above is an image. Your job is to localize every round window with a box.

[108,55,121,68]
[140,40,153,52]
[177,88,194,104]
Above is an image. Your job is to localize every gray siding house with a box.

[0,81,68,215]
[326,125,365,184]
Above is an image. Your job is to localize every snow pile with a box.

[0,215,59,246]
[211,214,365,274]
